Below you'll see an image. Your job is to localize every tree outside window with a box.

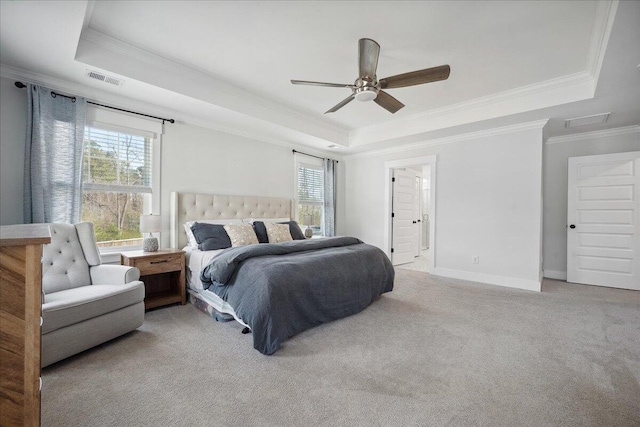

[297,164,323,236]
[81,127,152,248]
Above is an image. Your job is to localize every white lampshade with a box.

[303,214,313,226]
[140,214,162,233]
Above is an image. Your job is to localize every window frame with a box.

[294,156,324,237]
[83,107,162,259]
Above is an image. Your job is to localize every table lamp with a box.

[303,214,314,239]
[140,214,161,252]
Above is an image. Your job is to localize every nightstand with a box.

[120,249,186,310]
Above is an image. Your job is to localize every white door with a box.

[392,169,417,265]
[567,151,640,290]
[414,175,422,256]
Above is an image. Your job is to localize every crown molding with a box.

[344,119,549,160]
[372,72,592,130]
[0,64,341,159]
[545,125,640,145]
[349,71,594,147]
[586,0,619,84]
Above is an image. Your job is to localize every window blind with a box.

[298,164,324,204]
[83,126,152,194]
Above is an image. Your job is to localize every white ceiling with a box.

[0,0,638,154]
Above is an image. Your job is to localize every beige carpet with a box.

[41,270,640,426]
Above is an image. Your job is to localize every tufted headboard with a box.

[170,192,292,248]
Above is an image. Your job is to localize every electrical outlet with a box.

[472,255,480,264]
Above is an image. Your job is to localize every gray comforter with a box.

[200,237,394,354]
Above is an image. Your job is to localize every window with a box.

[296,161,324,236]
[81,126,153,249]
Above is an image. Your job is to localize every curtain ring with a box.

[51,92,57,98]
[71,97,76,103]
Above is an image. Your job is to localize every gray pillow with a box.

[252,221,269,243]
[190,222,232,250]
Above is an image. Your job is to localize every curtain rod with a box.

[292,149,339,163]
[14,81,175,124]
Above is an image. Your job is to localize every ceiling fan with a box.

[291,38,450,114]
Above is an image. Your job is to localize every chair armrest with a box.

[90,265,141,285]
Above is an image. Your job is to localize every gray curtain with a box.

[24,84,87,224]
[323,159,337,236]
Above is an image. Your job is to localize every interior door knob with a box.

[413,221,417,224]
[569,224,576,229]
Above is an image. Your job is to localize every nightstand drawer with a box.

[134,254,182,276]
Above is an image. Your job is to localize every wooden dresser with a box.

[1,224,51,427]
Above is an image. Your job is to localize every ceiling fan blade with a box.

[291,80,354,88]
[291,80,355,89]
[374,90,405,114]
[325,94,355,114]
[379,65,450,89]
[359,38,380,79]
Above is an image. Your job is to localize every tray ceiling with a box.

[1,1,637,153]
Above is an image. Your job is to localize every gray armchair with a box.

[41,222,145,367]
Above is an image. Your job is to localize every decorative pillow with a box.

[190,223,232,251]
[278,221,306,240]
[184,219,243,249]
[251,221,269,244]
[265,222,293,243]
[223,224,259,247]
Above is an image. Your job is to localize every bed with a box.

[170,192,394,354]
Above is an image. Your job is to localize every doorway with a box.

[384,155,436,273]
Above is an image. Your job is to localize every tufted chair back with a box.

[42,222,103,294]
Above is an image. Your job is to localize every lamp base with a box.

[143,237,159,252]
[304,226,313,239]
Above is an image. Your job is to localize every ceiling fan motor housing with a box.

[354,77,380,101]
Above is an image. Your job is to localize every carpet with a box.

[41,269,640,426]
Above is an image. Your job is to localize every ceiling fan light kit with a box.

[291,38,450,114]
[354,86,378,102]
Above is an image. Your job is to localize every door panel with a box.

[567,151,640,290]
[392,169,417,265]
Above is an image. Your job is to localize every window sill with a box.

[99,245,142,265]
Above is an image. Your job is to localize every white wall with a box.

[345,124,545,291]
[542,129,640,279]
[0,77,27,225]
[159,122,345,247]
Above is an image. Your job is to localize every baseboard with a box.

[431,267,541,292]
[543,270,567,280]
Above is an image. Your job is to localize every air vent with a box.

[327,144,340,149]
[86,70,124,86]
[564,113,610,128]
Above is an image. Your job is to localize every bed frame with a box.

[169,192,292,326]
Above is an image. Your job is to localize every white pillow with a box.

[184,219,243,249]
[265,222,293,243]
[223,224,259,247]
